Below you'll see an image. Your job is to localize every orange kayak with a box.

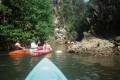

[9,50,31,56]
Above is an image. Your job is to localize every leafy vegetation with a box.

[0,0,120,50]
[88,0,120,38]
[58,0,120,40]
[0,0,53,50]
[57,0,90,41]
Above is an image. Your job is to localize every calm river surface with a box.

[0,45,120,80]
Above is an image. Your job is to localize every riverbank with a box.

[66,37,120,56]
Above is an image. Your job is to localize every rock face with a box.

[67,38,119,56]
[54,27,67,40]
[53,0,67,41]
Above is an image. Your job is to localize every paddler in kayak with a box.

[43,40,52,52]
[43,40,52,58]
[32,39,52,57]
[15,40,25,50]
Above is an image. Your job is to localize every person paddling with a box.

[43,40,52,52]
[15,40,24,50]
[32,39,52,57]
[43,40,52,58]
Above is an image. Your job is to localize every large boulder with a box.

[67,38,116,56]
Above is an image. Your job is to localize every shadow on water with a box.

[74,56,120,80]
[0,46,120,80]
[52,45,120,80]
[0,51,43,80]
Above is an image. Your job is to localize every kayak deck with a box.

[25,58,68,80]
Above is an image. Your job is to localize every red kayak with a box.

[32,49,52,57]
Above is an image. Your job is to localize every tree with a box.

[0,0,53,50]
[57,0,90,41]
[0,0,53,41]
[88,0,120,37]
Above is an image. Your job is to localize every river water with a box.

[0,45,120,80]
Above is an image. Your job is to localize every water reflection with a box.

[29,56,42,67]
[52,44,120,80]
[0,47,120,80]
[79,56,114,67]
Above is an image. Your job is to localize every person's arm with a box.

[48,45,52,51]
[15,43,24,49]
[44,44,52,51]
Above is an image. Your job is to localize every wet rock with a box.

[67,38,119,56]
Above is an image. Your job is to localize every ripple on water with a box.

[0,49,120,80]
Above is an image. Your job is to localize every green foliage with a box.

[59,0,120,40]
[0,0,53,42]
[0,25,34,40]
[87,0,120,37]
[59,0,90,40]
[0,3,9,12]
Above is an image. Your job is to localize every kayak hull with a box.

[32,50,51,57]
[25,58,68,80]
[9,50,30,56]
